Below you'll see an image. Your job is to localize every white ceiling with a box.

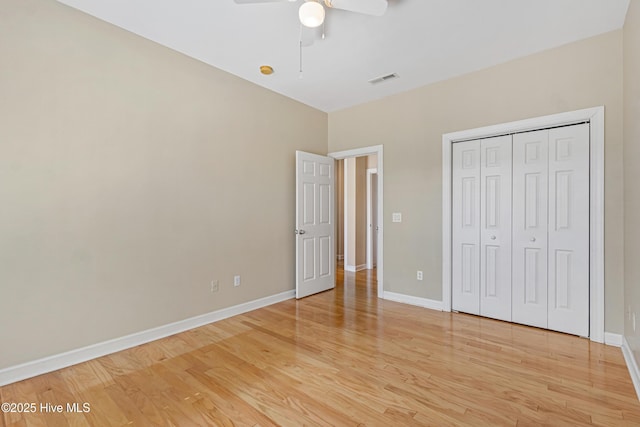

[56,0,630,112]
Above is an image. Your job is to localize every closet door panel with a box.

[548,124,590,336]
[452,140,480,315]
[512,130,549,329]
[480,136,512,321]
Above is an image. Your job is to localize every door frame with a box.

[329,145,384,298]
[442,107,605,343]
[366,168,378,270]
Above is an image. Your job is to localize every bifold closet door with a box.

[512,124,590,336]
[453,136,512,319]
[547,123,590,337]
[479,136,512,321]
[452,140,480,315]
[512,130,549,329]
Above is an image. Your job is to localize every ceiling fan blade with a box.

[327,0,387,16]
[233,0,288,4]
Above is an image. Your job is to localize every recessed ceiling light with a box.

[260,65,274,75]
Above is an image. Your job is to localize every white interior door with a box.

[479,136,512,321]
[547,124,590,336]
[512,130,549,329]
[452,140,481,315]
[296,151,335,299]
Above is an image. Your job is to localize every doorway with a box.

[338,155,377,273]
[329,145,384,298]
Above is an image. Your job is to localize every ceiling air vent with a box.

[368,73,399,85]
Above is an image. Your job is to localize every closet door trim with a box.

[442,106,605,343]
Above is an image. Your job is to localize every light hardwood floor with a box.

[1,267,639,426]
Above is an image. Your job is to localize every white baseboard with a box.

[604,332,622,347]
[0,290,295,387]
[344,264,368,272]
[622,336,640,401]
[383,291,443,311]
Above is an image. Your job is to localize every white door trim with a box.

[442,107,605,343]
[329,145,384,298]
[366,168,378,270]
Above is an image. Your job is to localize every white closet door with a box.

[512,130,549,329]
[452,140,480,315]
[479,136,512,321]
[548,124,590,336]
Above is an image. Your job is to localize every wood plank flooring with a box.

[1,267,639,426]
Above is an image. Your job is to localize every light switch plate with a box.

[392,212,402,223]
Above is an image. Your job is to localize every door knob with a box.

[298,230,306,235]
[530,237,536,242]
[490,235,496,240]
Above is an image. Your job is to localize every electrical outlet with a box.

[417,270,423,280]
[234,275,241,287]
[210,280,219,293]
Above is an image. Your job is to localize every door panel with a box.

[554,250,572,308]
[303,238,315,281]
[480,136,512,321]
[303,182,315,225]
[524,248,541,303]
[512,130,549,329]
[296,151,335,299]
[485,245,499,296]
[547,124,590,336]
[461,244,476,293]
[462,178,476,226]
[319,236,331,278]
[452,141,480,315]
[319,184,331,224]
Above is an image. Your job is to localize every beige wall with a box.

[367,154,378,169]
[624,1,640,368]
[329,30,625,333]
[0,0,327,369]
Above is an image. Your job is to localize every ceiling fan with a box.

[233,0,388,30]
[235,0,388,75]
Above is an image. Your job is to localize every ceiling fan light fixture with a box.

[299,1,325,28]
